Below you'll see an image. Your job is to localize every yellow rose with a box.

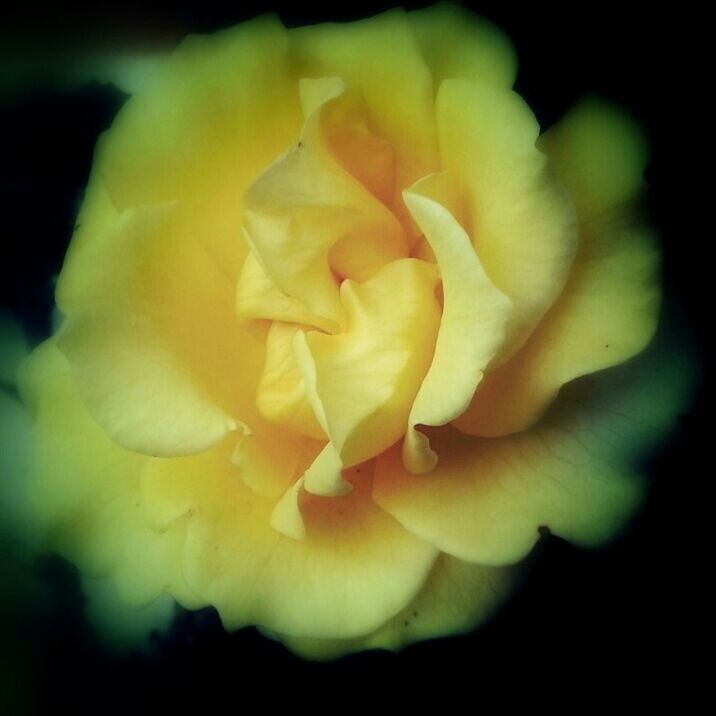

[12,3,692,659]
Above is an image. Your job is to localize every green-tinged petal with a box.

[276,555,514,660]
[402,174,512,473]
[455,98,658,437]
[0,390,34,545]
[57,203,263,457]
[82,576,177,652]
[436,78,578,357]
[141,451,439,639]
[0,312,30,386]
[94,14,303,277]
[17,341,203,609]
[242,78,406,330]
[539,97,649,219]
[375,324,695,566]
[294,258,441,473]
[409,2,517,88]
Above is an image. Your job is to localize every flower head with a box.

[10,3,692,659]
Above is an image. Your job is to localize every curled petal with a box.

[455,98,659,437]
[402,173,512,473]
[436,78,578,357]
[294,258,441,475]
[142,451,439,639]
[375,325,695,566]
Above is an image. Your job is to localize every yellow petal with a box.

[402,174,512,473]
[57,203,259,457]
[409,2,517,88]
[18,341,201,609]
[291,9,439,202]
[242,78,407,330]
[141,449,438,639]
[276,555,513,660]
[436,78,578,357]
[294,258,441,471]
[375,326,694,566]
[95,14,303,278]
[256,321,327,440]
[454,99,659,437]
[231,425,323,499]
[235,251,337,333]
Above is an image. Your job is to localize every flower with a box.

[12,3,692,659]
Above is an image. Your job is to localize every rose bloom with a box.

[12,3,692,658]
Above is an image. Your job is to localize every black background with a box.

[0,1,707,711]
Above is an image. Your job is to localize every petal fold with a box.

[454,98,659,437]
[402,174,512,473]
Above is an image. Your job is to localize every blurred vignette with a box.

[0,2,704,711]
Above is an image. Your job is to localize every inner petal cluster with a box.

[235,77,511,536]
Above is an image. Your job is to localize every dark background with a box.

[0,1,707,711]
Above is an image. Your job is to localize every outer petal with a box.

[18,341,203,610]
[374,325,695,566]
[141,450,439,640]
[56,204,259,457]
[93,14,303,277]
[276,555,514,660]
[455,98,659,437]
[436,78,578,356]
[409,2,517,88]
[402,174,512,473]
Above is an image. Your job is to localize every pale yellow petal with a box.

[256,321,327,440]
[402,174,512,473]
[56,204,259,457]
[277,555,514,660]
[18,341,201,609]
[95,14,303,277]
[141,451,439,639]
[294,258,441,470]
[436,78,578,357]
[454,99,659,437]
[291,9,439,203]
[242,78,406,330]
[375,325,694,566]
[235,252,336,333]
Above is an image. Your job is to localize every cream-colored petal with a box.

[436,78,578,357]
[409,2,517,88]
[56,203,264,457]
[277,555,514,660]
[18,341,202,609]
[94,14,303,278]
[454,98,659,438]
[294,258,441,472]
[242,78,407,330]
[402,174,512,473]
[141,451,439,639]
[375,325,695,566]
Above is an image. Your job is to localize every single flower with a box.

[9,3,692,659]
